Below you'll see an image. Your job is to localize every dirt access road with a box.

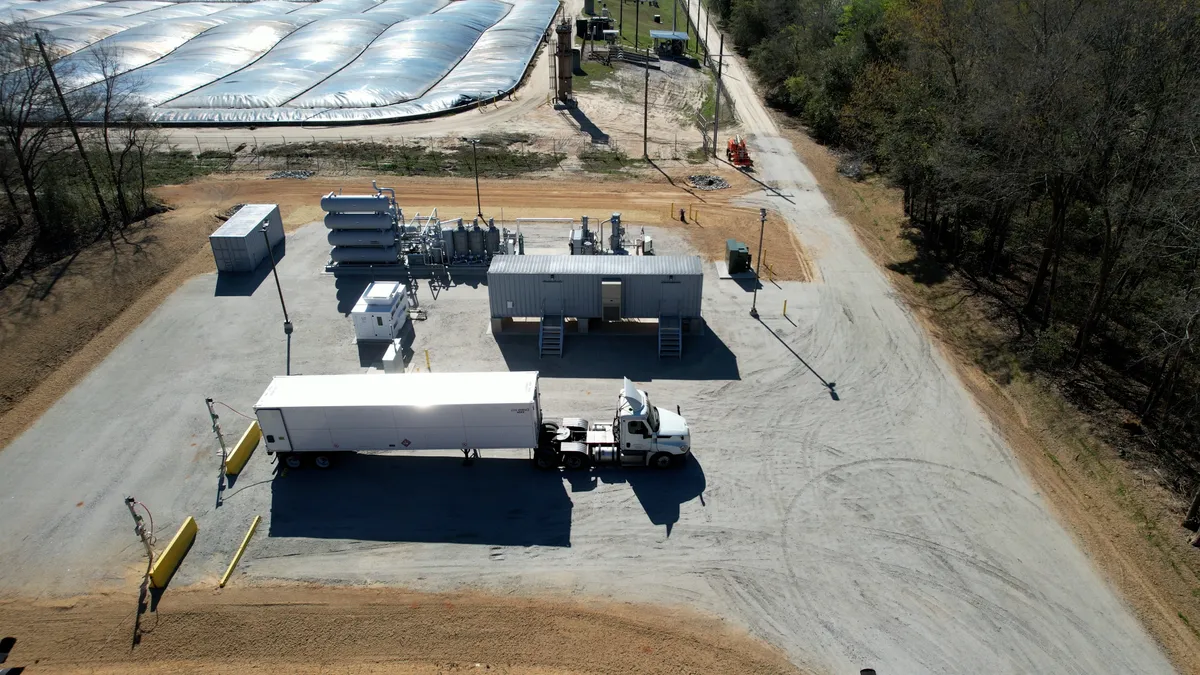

[0,586,800,674]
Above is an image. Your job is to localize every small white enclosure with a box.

[209,203,284,273]
[253,371,541,453]
[352,281,409,342]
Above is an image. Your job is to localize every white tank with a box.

[324,213,394,230]
[327,230,394,247]
[320,193,392,213]
[330,246,398,263]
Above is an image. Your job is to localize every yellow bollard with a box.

[670,201,674,220]
[783,300,787,317]
[148,516,197,589]
[219,515,261,588]
[425,349,431,372]
[225,421,260,476]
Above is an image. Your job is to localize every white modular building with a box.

[209,203,284,273]
[351,281,410,342]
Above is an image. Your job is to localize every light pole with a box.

[464,138,484,219]
[750,208,765,318]
[262,225,292,375]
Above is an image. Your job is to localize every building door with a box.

[660,281,682,316]
[257,409,292,451]
[542,280,564,315]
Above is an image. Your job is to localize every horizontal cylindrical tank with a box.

[321,193,392,213]
[330,246,398,263]
[327,230,394,247]
[324,213,395,230]
[468,226,484,255]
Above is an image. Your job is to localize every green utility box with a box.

[726,239,751,275]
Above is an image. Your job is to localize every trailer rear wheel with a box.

[533,452,558,470]
[562,453,587,471]
[651,452,674,469]
[283,454,303,469]
[314,455,332,469]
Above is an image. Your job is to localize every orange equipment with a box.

[726,135,753,169]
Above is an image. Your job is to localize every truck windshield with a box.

[646,397,659,431]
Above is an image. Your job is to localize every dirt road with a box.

[0,586,800,674]
[674,0,1181,673]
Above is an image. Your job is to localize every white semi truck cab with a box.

[535,378,691,470]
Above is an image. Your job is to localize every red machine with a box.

[726,136,752,169]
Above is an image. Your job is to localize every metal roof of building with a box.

[211,204,278,237]
[649,30,689,41]
[488,255,702,276]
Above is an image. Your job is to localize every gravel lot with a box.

[0,211,1173,674]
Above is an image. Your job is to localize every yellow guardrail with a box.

[219,515,261,588]
[148,516,197,589]
[225,420,260,476]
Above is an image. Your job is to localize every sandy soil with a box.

[0,585,801,674]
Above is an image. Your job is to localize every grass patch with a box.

[609,0,696,55]
[579,148,642,173]
[144,150,232,187]
[686,146,709,164]
[252,141,563,178]
[572,51,618,91]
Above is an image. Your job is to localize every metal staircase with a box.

[658,316,682,358]
[539,313,564,357]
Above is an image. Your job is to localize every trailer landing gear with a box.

[462,448,480,466]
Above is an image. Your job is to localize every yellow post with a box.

[670,201,674,220]
[219,515,261,588]
[783,299,787,317]
[425,349,431,372]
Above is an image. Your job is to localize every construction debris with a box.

[688,174,730,191]
[267,169,315,180]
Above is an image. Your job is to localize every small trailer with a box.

[253,372,691,470]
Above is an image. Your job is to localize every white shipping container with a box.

[254,372,541,454]
[209,204,285,273]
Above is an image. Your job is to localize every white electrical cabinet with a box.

[351,281,409,342]
[253,371,541,454]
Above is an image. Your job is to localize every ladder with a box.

[540,313,564,357]
[658,316,682,358]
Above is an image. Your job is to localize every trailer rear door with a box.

[257,408,292,451]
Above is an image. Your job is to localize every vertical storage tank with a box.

[210,204,284,273]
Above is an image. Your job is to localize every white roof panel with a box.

[212,204,279,237]
[255,372,539,409]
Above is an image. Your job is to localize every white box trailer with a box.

[209,204,284,273]
[253,371,692,470]
[255,372,540,466]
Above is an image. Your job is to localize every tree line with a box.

[710,0,1200,491]
[0,23,162,285]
